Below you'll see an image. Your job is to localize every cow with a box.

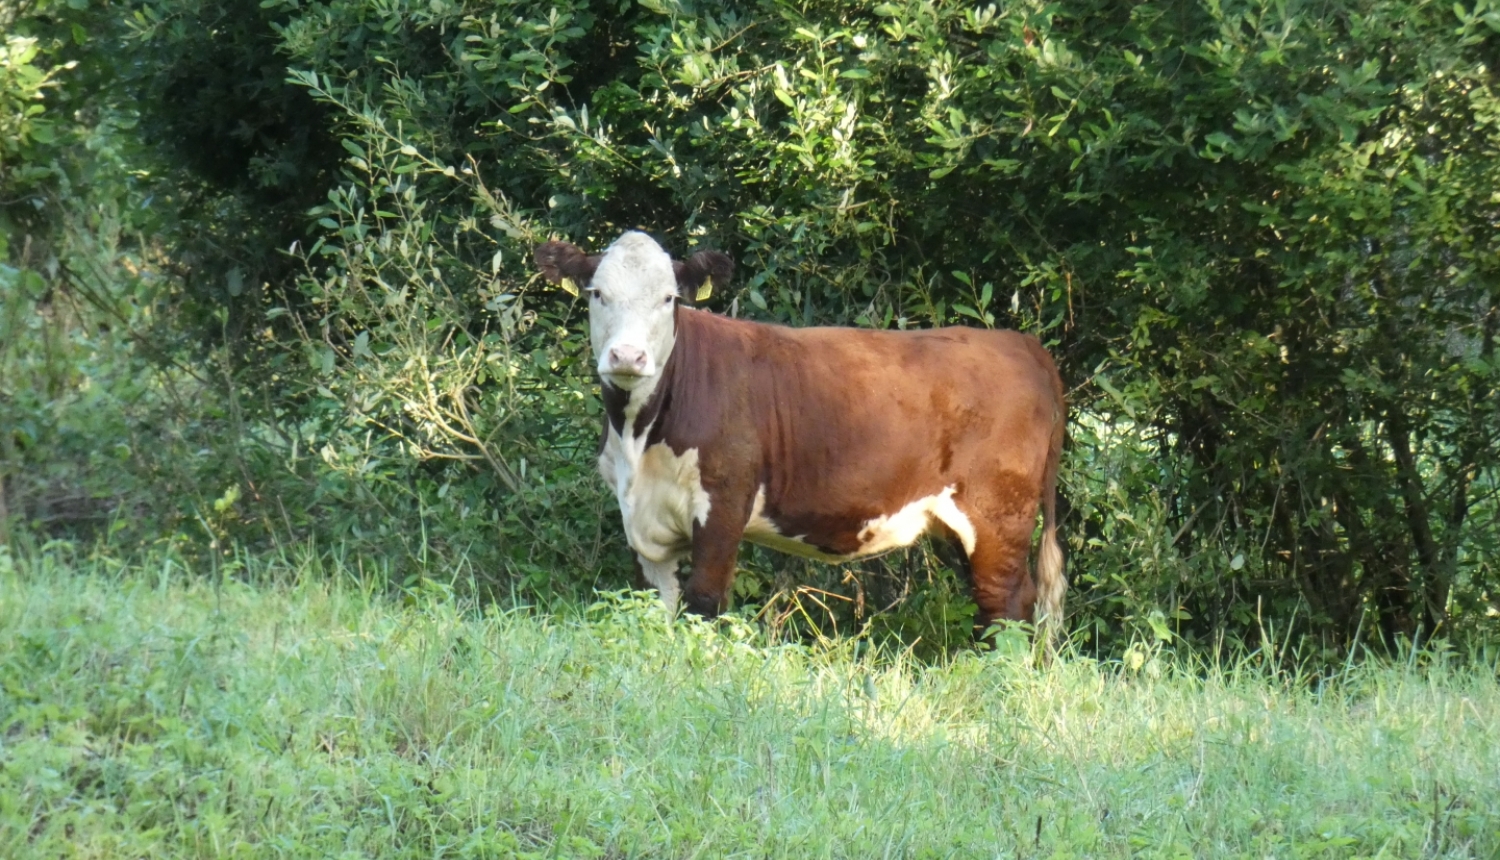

[534,231,1067,638]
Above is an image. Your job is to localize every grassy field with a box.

[1,543,1496,859]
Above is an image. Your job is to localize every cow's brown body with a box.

[535,232,1066,636]
[611,307,1065,630]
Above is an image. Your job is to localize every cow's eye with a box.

[586,288,603,304]
[663,294,676,306]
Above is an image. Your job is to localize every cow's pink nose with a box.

[606,345,648,375]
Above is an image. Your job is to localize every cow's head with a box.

[534,231,733,390]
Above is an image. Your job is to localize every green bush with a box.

[1,0,201,548]
[264,0,1500,653]
[6,0,1499,657]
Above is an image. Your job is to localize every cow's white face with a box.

[534,232,733,395]
[587,232,679,390]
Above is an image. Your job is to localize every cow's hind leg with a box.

[964,515,1038,640]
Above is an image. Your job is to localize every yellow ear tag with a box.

[695,277,714,303]
[559,276,579,297]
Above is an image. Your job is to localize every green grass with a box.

[1,543,1496,859]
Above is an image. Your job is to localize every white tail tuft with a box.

[1036,525,1066,631]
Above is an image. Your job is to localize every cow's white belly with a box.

[600,430,710,563]
[743,485,976,562]
[742,486,850,562]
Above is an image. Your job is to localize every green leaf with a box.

[1093,376,1137,421]
[1146,610,1173,643]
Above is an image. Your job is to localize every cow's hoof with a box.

[683,590,723,618]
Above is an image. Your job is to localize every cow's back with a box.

[667,310,1060,559]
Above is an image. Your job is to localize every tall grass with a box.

[1,541,1496,858]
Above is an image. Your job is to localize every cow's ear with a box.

[534,240,600,296]
[673,251,734,305]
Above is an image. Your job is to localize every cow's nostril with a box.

[607,345,648,374]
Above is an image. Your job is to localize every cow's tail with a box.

[1035,358,1067,643]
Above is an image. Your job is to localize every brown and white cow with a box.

[534,231,1067,636]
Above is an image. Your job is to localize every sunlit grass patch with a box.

[1,542,1496,858]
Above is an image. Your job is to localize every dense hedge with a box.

[6,0,1500,655]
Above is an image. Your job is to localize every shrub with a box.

[8,0,1499,656]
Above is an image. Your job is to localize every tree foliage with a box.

[6,0,1499,654]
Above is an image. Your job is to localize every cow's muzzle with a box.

[600,344,654,385]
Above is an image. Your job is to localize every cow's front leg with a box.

[635,553,681,614]
[682,497,751,618]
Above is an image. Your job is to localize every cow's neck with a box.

[601,332,679,448]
